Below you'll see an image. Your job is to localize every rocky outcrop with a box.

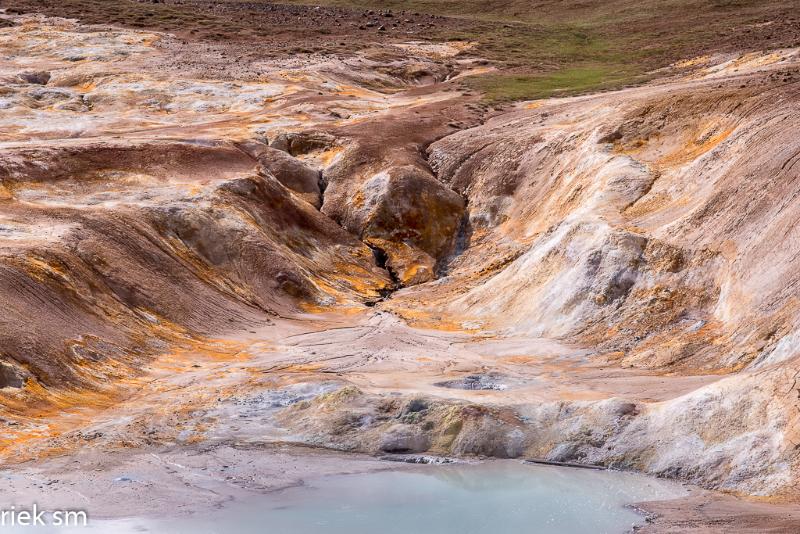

[319,101,475,285]
[324,156,465,286]
[353,165,464,285]
[379,424,431,453]
[16,70,50,85]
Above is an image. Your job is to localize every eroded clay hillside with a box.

[387,49,800,494]
[0,7,799,509]
[408,49,800,373]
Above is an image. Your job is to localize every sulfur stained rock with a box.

[361,166,463,258]
[365,237,436,286]
[450,407,526,458]
[327,164,464,285]
[379,424,431,453]
[318,96,476,287]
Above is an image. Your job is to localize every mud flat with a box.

[0,312,797,532]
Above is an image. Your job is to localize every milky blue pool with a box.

[8,461,685,534]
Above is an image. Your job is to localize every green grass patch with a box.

[275,0,796,101]
[465,65,641,102]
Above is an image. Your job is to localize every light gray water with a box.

[2,461,686,533]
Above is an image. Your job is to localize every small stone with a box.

[17,71,50,85]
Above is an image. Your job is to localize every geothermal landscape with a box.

[1,0,800,531]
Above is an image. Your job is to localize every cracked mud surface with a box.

[1,8,800,532]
